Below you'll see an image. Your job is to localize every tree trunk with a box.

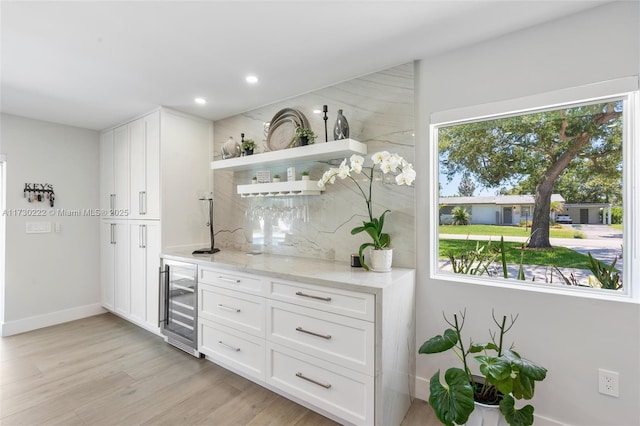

[528,180,554,248]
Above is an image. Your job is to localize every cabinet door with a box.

[129,118,145,219]
[144,111,160,219]
[99,130,114,215]
[113,221,130,317]
[129,113,160,220]
[100,221,115,311]
[113,125,129,216]
[130,221,160,331]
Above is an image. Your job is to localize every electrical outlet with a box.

[598,369,619,397]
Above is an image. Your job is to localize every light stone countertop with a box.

[161,249,415,294]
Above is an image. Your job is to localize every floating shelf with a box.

[212,138,367,172]
[237,180,324,197]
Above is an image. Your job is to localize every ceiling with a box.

[1,1,608,131]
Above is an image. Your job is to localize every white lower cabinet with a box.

[101,220,160,333]
[129,221,160,332]
[199,319,265,381]
[196,265,414,426]
[267,342,374,426]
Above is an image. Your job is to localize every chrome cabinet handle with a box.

[218,304,240,313]
[110,194,115,212]
[110,223,115,244]
[295,372,331,389]
[139,225,146,248]
[218,341,240,352]
[295,291,331,302]
[158,267,168,327]
[218,276,241,284]
[296,326,331,340]
[139,191,147,215]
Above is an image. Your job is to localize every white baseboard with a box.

[414,375,565,426]
[1,303,106,336]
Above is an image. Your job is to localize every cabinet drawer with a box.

[199,284,265,338]
[199,319,265,381]
[267,300,374,375]
[269,279,374,322]
[267,343,373,426]
[200,267,265,295]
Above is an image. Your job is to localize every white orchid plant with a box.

[318,151,416,270]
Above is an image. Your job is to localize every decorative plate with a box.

[267,117,298,151]
[265,108,311,151]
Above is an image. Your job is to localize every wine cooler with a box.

[159,258,202,357]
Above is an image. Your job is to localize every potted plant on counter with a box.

[301,171,310,181]
[419,310,547,426]
[295,127,317,146]
[272,174,281,183]
[242,138,256,156]
[318,151,415,271]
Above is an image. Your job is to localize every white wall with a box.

[0,113,102,336]
[416,2,639,425]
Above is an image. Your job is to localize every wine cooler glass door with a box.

[162,261,197,344]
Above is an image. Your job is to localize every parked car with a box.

[556,214,573,224]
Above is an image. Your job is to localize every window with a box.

[430,79,639,300]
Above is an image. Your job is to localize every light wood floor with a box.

[0,313,438,425]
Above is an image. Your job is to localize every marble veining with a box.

[213,63,415,268]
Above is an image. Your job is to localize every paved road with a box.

[440,224,623,285]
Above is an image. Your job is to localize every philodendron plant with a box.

[419,310,547,426]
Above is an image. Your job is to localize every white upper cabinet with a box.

[101,111,160,219]
[99,129,114,214]
[114,124,130,214]
[129,112,160,219]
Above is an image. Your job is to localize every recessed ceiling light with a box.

[313,109,322,114]
[245,75,259,84]
[195,97,207,105]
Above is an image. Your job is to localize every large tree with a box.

[439,101,622,248]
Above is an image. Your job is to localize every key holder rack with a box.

[24,183,55,207]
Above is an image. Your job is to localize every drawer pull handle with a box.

[296,326,331,340]
[295,291,331,302]
[218,340,240,352]
[218,276,241,284]
[296,372,332,389]
[218,304,241,313]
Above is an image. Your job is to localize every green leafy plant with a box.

[294,127,317,144]
[273,174,280,179]
[419,310,547,426]
[451,206,471,225]
[318,152,415,270]
[241,138,255,150]
[586,253,622,290]
[301,171,309,176]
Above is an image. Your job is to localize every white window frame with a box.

[429,77,640,303]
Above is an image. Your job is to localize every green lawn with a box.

[439,224,580,239]
[610,224,623,231]
[439,239,593,269]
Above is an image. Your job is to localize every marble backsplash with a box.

[212,63,415,268]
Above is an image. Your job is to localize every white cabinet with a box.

[100,111,160,219]
[100,220,129,316]
[129,112,160,219]
[100,108,213,337]
[129,221,160,331]
[99,130,114,214]
[195,263,414,426]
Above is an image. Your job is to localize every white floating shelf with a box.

[237,180,324,197]
[212,138,367,172]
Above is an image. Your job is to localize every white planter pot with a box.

[301,175,310,181]
[368,248,393,272]
[466,401,507,426]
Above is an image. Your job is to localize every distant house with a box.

[439,194,566,225]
